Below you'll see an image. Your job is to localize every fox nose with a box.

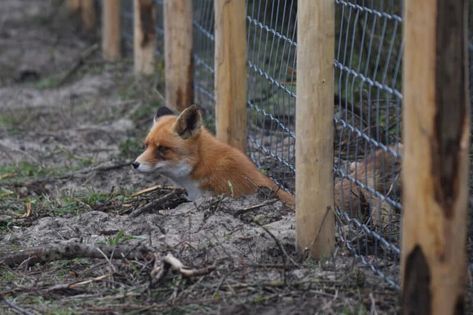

[132,161,140,169]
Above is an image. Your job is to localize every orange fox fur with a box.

[133,105,295,207]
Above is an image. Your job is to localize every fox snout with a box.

[132,154,157,173]
[132,159,149,172]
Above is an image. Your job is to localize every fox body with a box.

[133,105,295,206]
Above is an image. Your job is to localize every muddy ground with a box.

[0,1,461,314]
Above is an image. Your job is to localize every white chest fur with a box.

[160,161,203,201]
[171,177,203,201]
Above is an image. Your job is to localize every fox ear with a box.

[154,106,176,123]
[173,105,202,139]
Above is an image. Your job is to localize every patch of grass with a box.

[0,268,17,283]
[0,185,133,220]
[51,191,111,216]
[106,229,135,246]
[17,295,78,315]
[0,187,15,198]
[253,294,268,304]
[118,78,145,101]
[0,161,54,181]
[0,220,14,234]
[81,191,110,205]
[36,75,61,90]
[119,138,143,159]
[341,304,369,315]
[56,146,95,169]
[0,115,15,128]
[47,196,82,217]
[0,113,24,133]
[48,189,133,217]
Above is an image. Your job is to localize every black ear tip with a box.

[155,106,175,120]
[187,104,202,115]
[186,104,200,112]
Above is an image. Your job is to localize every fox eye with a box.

[158,145,169,153]
[156,145,170,158]
[143,143,149,149]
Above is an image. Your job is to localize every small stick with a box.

[45,273,112,293]
[0,242,153,268]
[151,253,216,284]
[132,185,181,197]
[132,185,162,197]
[234,199,278,216]
[0,294,35,315]
[129,191,179,218]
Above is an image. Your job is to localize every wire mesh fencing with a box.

[243,0,403,287]
[193,0,216,128]
[154,0,164,58]
[246,0,297,192]
[121,0,134,52]
[334,0,403,288]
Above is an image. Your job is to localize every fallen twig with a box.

[234,199,278,216]
[0,242,153,268]
[151,253,216,284]
[129,191,182,217]
[0,294,35,315]
[132,185,176,197]
[45,273,112,293]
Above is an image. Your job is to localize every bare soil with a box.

[1,1,404,314]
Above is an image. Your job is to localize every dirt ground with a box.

[0,1,440,314]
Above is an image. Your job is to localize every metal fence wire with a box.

[121,0,133,52]
[154,0,165,58]
[193,0,216,125]
[119,0,472,290]
[334,0,403,289]
[246,0,297,192]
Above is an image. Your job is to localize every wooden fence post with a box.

[401,0,469,314]
[67,0,81,12]
[102,0,121,61]
[134,0,156,75]
[80,0,96,32]
[295,0,335,259]
[164,0,193,112]
[214,0,247,152]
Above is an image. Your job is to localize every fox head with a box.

[132,105,203,180]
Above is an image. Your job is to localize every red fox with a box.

[133,105,295,207]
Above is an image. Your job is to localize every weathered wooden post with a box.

[134,0,156,75]
[67,0,81,12]
[401,0,469,314]
[102,0,121,61]
[214,0,247,152]
[80,0,96,32]
[295,0,335,259]
[164,0,193,112]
